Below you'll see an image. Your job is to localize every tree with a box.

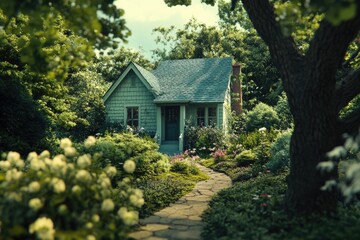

[96,47,154,83]
[0,1,129,150]
[165,0,360,213]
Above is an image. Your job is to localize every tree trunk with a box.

[285,73,339,213]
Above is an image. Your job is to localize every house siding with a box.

[104,71,157,132]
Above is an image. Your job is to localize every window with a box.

[197,107,217,127]
[197,107,205,126]
[126,107,139,127]
[208,107,217,126]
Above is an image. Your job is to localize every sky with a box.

[115,0,220,59]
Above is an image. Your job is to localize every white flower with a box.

[50,155,67,173]
[101,199,115,212]
[117,207,139,226]
[64,147,77,157]
[129,194,144,208]
[92,214,100,223]
[7,192,22,202]
[28,181,41,193]
[39,150,50,159]
[317,161,335,173]
[30,158,46,171]
[85,222,93,229]
[29,217,55,240]
[87,235,96,240]
[327,146,347,159]
[5,169,23,182]
[123,160,136,174]
[60,138,72,149]
[77,154,91,168]
[99,175,111,188]
[58,204,68,215]
[105,166,117,177]
[51,178,66,193]
[76,169,92,183]
[84,136,96,148]
[29,198,43,211]
[0,160,11,171]
[27,152,38,161]
[72,185,82,194]
[258,127,267,132]
[7,151,20,162]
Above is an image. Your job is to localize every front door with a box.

[165,106,180,141]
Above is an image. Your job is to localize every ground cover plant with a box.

[136,152,208,217]
[202,171,360,240]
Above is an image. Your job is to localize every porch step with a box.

[159,141,181,156]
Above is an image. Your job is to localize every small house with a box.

[103,57,239,153]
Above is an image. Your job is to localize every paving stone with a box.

[130,165,231,240]
[140,216,162,224]
[169,225,189,230]
[172,219,202,226]
[143,236,167,240]
[129,230,153,239]
[143,237,167,240]
[141,224,170,232]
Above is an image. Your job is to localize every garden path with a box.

[129,165,232,240]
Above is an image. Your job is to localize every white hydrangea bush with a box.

[318,131,360,202]
[0,136,144,239]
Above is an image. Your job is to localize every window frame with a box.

[196,106,218,127]
[125,106,140,128]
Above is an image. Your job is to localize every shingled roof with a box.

[103,57,232,103]
[152,57,232,103]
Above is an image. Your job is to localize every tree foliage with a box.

[96,47,154,83]
[0,1,131,152]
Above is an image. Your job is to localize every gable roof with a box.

[103,57,233,104]
[103,62,161,102]
[152,57,232,103]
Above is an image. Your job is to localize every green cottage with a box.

[103,57,237,153]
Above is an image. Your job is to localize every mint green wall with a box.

[104,71,157,132]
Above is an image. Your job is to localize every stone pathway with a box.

[129,165,232,240]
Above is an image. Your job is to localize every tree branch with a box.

[336,67,360,111]
[240,0,302,92]
[342,42,360,68]
[306,6,360,87]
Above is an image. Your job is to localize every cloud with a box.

[115,0,220,58]
[117,0,219,26]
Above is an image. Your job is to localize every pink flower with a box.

[261,203,268,207]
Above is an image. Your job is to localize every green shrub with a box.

[0,78,48,155]
[267,131,292,173]
[275,92,293,130]
[238,129,277,151]
[235,149,257,166]
[0,137,142,239]
[136,175,194,217]
[244,102,280,132]
[79,133,169,179]
[184,125,224,157]
[131,151,171,178]
[170,161,200,175]
[202,171,360,240]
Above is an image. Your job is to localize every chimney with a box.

[231,62,243,115]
